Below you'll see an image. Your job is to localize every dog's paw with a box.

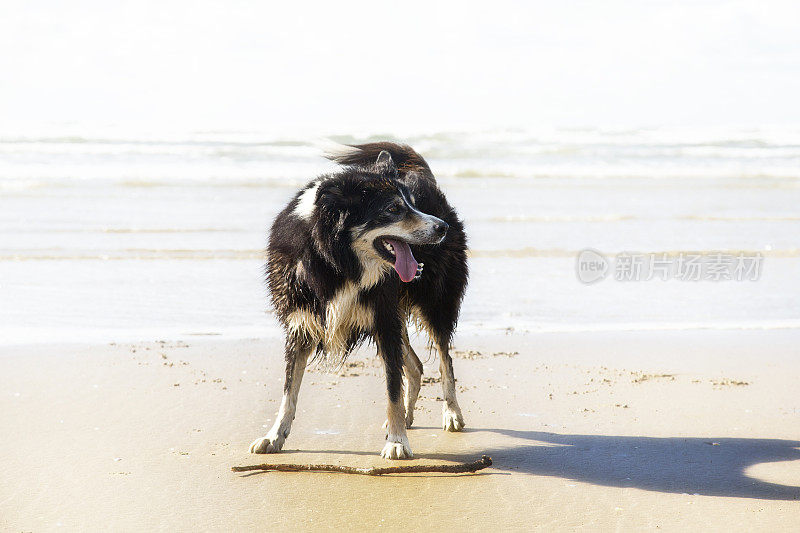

[249,433,285,454]
[380,436,413,460]
[442,407,465,432]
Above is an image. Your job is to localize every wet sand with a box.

[2,329,799,531]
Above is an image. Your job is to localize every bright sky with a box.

[1,0,799,131]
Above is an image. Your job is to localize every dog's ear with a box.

[316,182,344,207]
[316,181,360,210]
[400,170,420,185]
[375,150,397,176]
[396,171,420,204]
[311,181,359,277]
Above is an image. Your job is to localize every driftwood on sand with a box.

[232,455,492,476]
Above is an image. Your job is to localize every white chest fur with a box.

[285,282,374,357]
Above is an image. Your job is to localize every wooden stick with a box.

[232,455,492,476]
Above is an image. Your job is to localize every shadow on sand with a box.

[285,428,800,500]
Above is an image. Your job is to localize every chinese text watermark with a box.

[576,249,763,284]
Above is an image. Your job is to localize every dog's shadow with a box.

[300,427,800,500]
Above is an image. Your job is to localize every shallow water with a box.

[1,127,798,344]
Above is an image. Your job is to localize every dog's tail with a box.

[325,142,433,179]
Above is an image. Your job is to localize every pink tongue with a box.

[386,239,418,283]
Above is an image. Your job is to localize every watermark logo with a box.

[576,249,610,284]
[576,250,763,283]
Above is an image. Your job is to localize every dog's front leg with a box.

[250,336,312,454]
[377,326,413,459]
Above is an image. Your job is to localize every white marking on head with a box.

[293,181,321,220]
[398,189,414,206]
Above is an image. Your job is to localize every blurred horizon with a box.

[2,1,800,132]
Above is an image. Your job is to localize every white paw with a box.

[442,407,465,432]
[249,432,285,454]
[380,435,413,460]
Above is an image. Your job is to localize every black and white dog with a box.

[249,142,468,459]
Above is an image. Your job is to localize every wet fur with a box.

[251,142,468,459]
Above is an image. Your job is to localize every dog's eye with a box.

[387,204,403,215]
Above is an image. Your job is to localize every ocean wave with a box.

[0,249,268,261]
[486,215,635,223]
[467,248,800,258]
[460,319,800,335]
[4,126,800,156]
[484,214,800,223]
[3,246,798,261]
[3,125,800,185]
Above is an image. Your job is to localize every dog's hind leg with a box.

[401,327,422,428]
[437,340,465,432]
[411,274,467,432]
[249,335,312,454]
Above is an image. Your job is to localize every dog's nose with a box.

[433,220,449,237]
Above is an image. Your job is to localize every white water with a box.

[1,126,799,345]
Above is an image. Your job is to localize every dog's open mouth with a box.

[374,238,423,283]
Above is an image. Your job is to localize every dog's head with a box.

[310,151,448,283]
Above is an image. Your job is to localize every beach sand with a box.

[2,329,799,531]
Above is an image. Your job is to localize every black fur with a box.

[265,142,468,438]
